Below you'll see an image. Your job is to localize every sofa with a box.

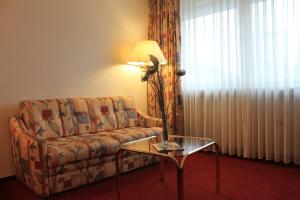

[9,96,162,197]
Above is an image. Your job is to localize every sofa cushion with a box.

[57,98,91,136]
[19,100,64,139]
[98,127,162,144]
[45,127,162,168]
[46,134,120,168]
[111,96,138,128]
[86,97,117,132]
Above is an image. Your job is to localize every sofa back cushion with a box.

[111,96,138,128]
[57,98,91,136]
[19,99,64,139]
[18,96,138,139]
[87,97,117,132]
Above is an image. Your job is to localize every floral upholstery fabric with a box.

[18,97,159,139]
[49,152,138,177]
[46,134,120,168]
[48,154,158,194]
[99,127,162,144]
[11,96,163,197]
[10,117,50,197]
[46,127,161,168]
[137,110,163,128]
[111,96,138,128]
[87,97,117,132]
[57,98,91,136]
[19,99,63,139]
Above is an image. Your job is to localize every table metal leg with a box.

[215,143,220,194]
[116,150,122,200]
[177,167,184,200]
[160,157,165,181]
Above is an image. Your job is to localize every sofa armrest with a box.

[10,117,50,197]
[136,110,163,128]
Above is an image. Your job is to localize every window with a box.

[181,0,300,91]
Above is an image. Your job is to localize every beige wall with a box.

[0,0,148,178]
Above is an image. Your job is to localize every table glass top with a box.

[119,135,215,157]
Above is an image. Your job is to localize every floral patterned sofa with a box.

[9,96,162,197]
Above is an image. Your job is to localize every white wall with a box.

[0,0,148,178]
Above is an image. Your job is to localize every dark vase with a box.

[157,79,169,145]
[162,111,169,144]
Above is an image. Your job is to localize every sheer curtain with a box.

[181,0,300,164]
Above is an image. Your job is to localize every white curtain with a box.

[181,0,300,164]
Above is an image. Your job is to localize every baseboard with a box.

[0,175,15,182]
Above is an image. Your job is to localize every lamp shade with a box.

[127,40,167,66]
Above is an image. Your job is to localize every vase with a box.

[162,120,169,146]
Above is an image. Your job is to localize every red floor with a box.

[1,153,300,200]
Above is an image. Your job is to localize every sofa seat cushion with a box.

[46,135,120,168]
[45,127,162,168]
[98,127,162,144]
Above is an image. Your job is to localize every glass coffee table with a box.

[115,135,220,200]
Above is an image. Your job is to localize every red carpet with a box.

[1,153,300,200]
